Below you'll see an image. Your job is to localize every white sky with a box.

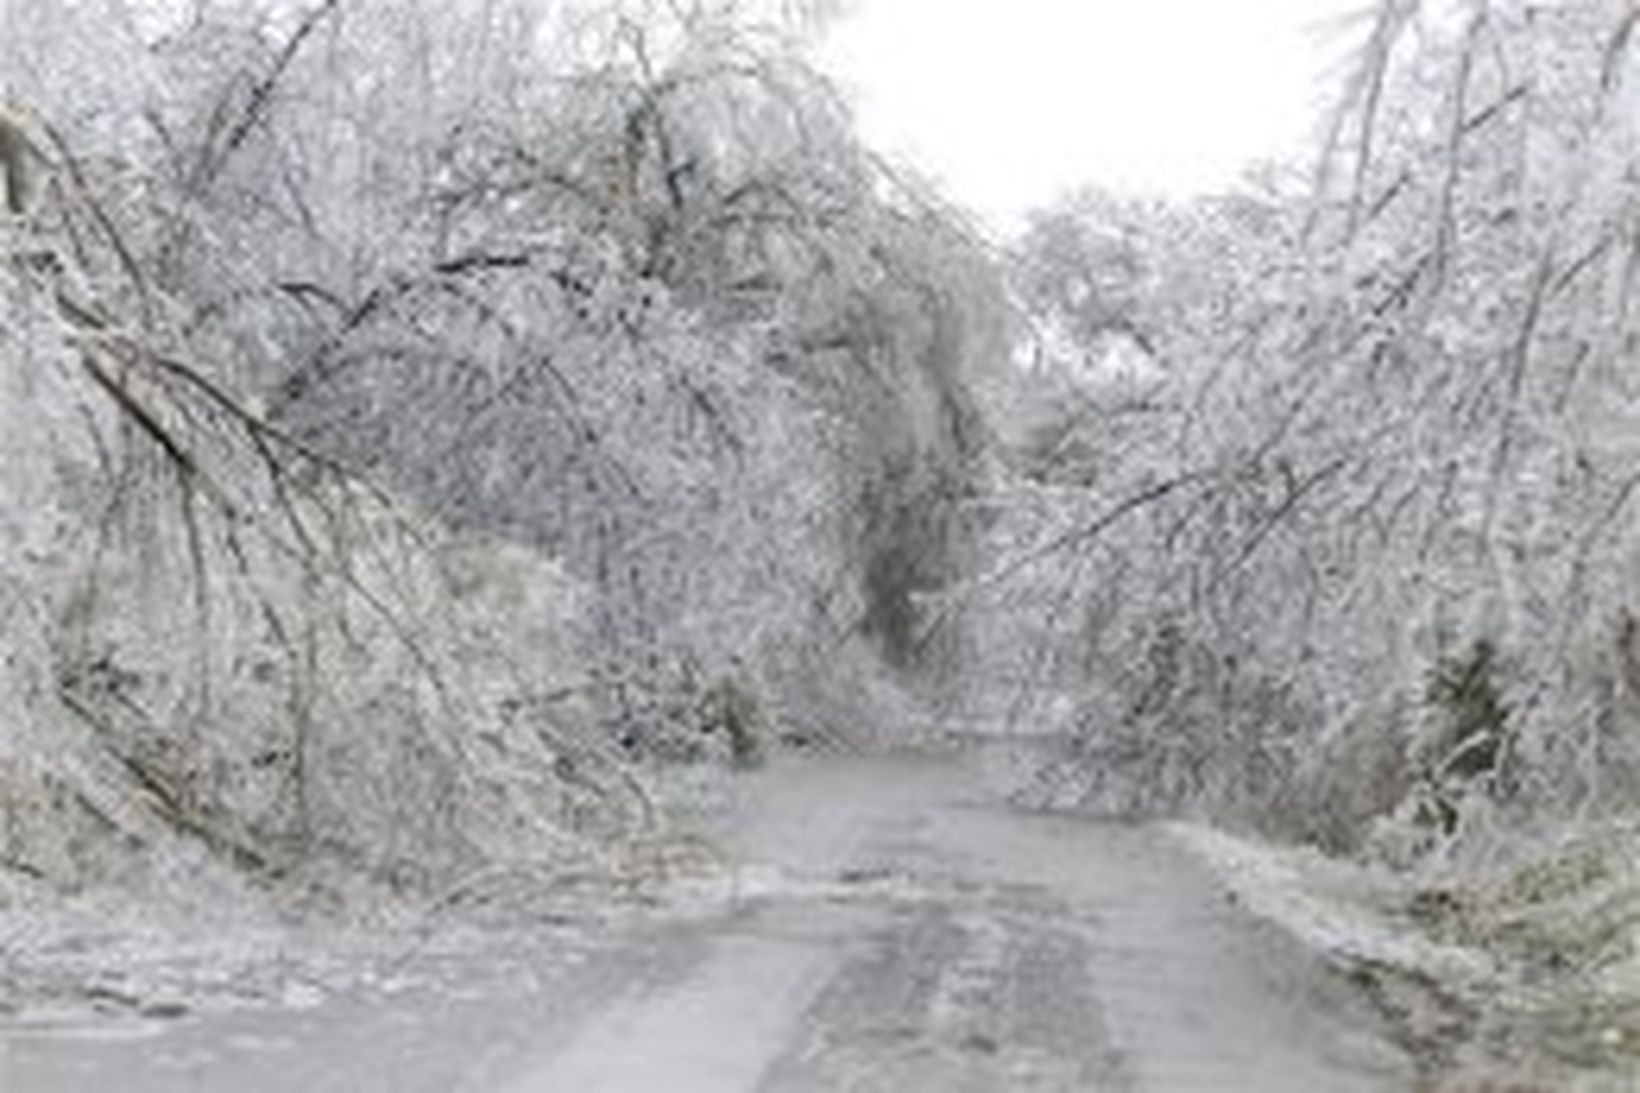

[820,0,1365,232]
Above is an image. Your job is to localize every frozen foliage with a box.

[0,205,642,909]
[0,0,1007,917]
[119,0,1003,738]
[965,0,1640,861]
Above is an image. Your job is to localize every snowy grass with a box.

[1170,819,1640,1089]
[1168,823,1499,989]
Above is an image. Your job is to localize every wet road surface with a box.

[2,754,1412,1091]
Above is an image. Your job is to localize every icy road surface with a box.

[2,754,1412,1091]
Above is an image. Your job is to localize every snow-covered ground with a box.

[1170,819,1640,1090]
[1167,824,1499,990]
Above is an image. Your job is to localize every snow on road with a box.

[3,754,1413,1091]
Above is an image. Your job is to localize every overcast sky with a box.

[820,0,1366,232]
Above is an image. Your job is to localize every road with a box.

[2,754,1413,1091]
